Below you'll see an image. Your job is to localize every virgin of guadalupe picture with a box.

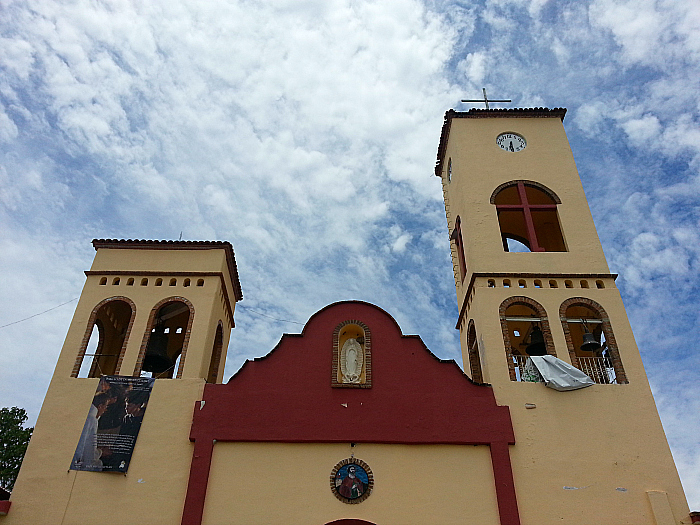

[334,464,368,500]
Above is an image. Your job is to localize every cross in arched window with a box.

[494,182,562,252]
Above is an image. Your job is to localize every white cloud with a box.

[0,37,35,80]
[462,52,487,84]
[574,102,609,137]
[620,114,661,146]
[590,0,700,68]
[0,107,18,142]
[392,232,413,253]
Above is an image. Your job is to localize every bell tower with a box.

[436,108,690,523]
[6,239,242,525]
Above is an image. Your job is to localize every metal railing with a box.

[577,356,617,384]
[510,354,543,382]
[510,354,617,384]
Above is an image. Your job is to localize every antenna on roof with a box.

[462,88,511,109]
[179,231,183,240]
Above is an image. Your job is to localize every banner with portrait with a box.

[70,376,155,473]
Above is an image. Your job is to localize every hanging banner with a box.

[70,376,155,473]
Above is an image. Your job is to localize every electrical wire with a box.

[0,299,305,329]
[238,304,304,326]
[0,298,78,329]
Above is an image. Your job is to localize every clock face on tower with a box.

[496,133,526,152]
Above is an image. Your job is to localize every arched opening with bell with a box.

[499,296,556,382]
[73,297,136,378]
[560,298,627,384]
[136,298,195,379]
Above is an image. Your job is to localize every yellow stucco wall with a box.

[5,378,204,525]
[203,442,500,525]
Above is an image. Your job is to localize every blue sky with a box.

[1,0,698,508]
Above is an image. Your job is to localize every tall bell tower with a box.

[436,108,690,524]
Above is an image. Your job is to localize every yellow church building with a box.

[1,107,695,525]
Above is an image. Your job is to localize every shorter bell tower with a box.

[436,108,690,524]
[6,239,242,525]
[63,239,242,382]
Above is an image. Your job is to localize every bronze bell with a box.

[579,319,601,353]
[526,325,547,356]
[143,324,173,373]
[580,330,601,353]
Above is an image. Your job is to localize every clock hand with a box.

[509,141,514,152]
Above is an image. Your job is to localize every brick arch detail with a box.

[134,296,195,379]
[71,296,137,377]
[499,296,556,381]
[489,179,562,204]
[559,297,628,384]
[467,319,484,383]
[207,320,225,384]
[331,319,372,388]
[325,521,378,525]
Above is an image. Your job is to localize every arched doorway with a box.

[325,520,377,525]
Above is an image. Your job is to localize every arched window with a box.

[73,298,135,378]
[206,322,224,384]
[491,181,566,252]
[450,216,467,282]
[499,297,555,381]
[466,320,483,383]
[136,299,194,379]
[560,298,627,384]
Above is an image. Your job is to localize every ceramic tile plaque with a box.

[330,458,373,504]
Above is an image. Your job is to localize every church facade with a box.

[0,108,693,525]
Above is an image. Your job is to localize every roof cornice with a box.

[434,107,567,177]
[92,239,242,301]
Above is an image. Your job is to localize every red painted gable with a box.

[191,301,514,445]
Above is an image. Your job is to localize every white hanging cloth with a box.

[529,355,595,391]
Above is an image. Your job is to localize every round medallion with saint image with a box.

[330,458,374,504]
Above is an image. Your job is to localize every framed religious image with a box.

[331,320,372,388]
[330,458,374,504]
